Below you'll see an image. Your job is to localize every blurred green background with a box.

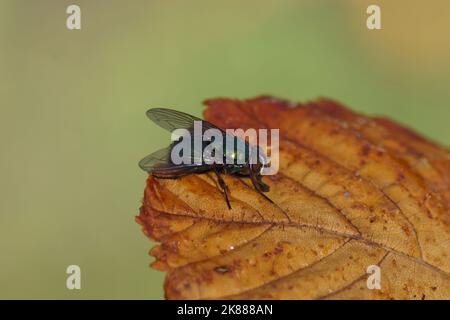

[0,0,449,299]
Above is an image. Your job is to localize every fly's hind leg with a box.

[213,167,231,209]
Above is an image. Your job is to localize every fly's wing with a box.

[139,146,172,171]
[146,108,223,133]
[139,145,208,178]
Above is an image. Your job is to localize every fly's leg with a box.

[248,167,292,222]
[220,166,230,193]
[255,175,270,192]
[249,168,274,204]
[213,167,231,209]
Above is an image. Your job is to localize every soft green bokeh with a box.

[0,0,449,299]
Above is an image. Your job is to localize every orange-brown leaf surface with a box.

[137,96,450,300]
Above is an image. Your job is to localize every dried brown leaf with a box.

[136,96,450,300]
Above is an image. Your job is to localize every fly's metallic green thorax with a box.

[223,136,258,166]
[139,107,272,209]
[166,123,266,169]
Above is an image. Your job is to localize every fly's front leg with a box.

[256,174,270,192]
[213,167,231,209]
[249,167,274,204]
